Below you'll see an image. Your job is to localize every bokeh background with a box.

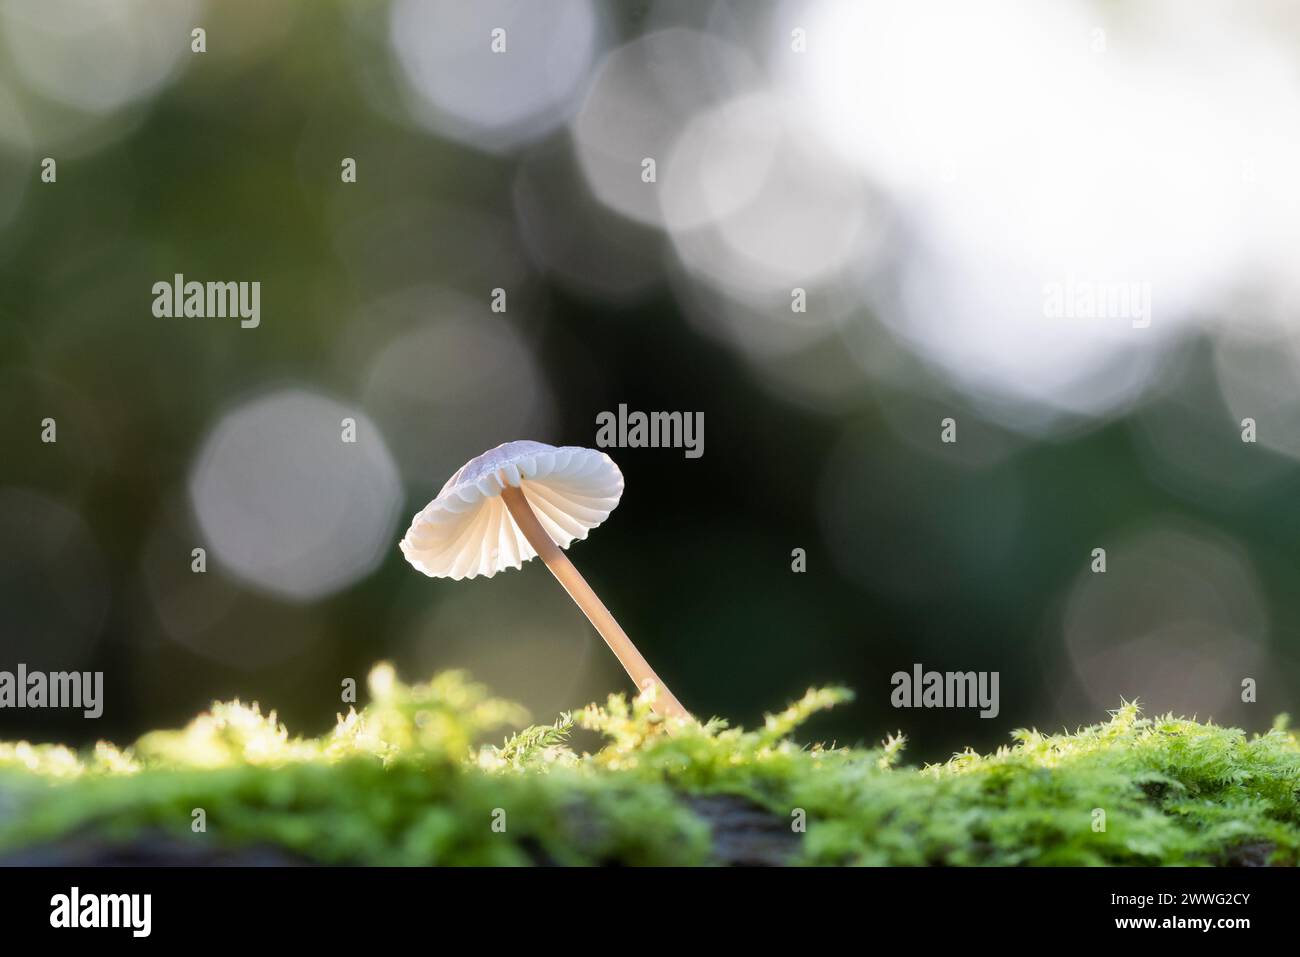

[3,0,1300,762]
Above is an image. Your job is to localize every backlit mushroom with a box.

[399,441,688,719]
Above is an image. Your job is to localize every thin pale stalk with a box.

[500,483,689,719]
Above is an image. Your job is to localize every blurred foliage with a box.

[2,0,1299,765]
[2,665,1297,865]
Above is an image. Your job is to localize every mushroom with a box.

[399,440,689,719]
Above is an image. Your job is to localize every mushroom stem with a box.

[500,483,690,720]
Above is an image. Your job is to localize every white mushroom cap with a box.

[399,440,624,580]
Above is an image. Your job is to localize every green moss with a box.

[1,666,1297,866]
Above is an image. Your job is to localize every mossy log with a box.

[2,667,1298,867]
